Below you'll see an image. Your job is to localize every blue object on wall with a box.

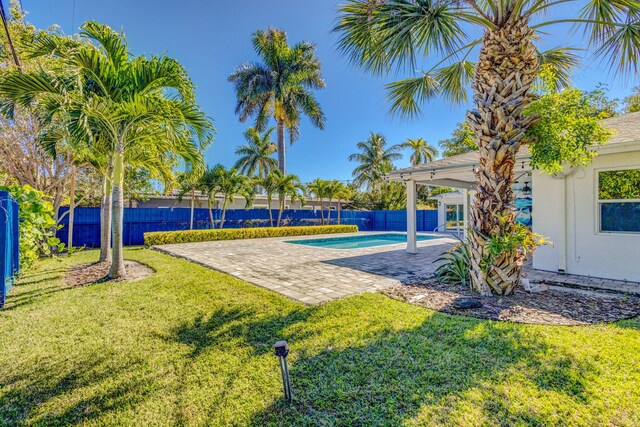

[0,190,20,308]
[57,207,438,247]
[514,197,533,227]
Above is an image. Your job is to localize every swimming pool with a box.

[286,233,439,249]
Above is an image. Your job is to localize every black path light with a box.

[274,340,292,402]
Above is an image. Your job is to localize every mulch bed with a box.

[64,260,154,287]
[384,278,640,326]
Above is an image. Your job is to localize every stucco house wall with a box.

[533,149,640,282]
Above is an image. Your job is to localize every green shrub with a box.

[144,224,359,246]
[434,241,471,288]
[0,184,64,269]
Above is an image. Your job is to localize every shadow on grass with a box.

[2,278,105,312]
[249,315,592,425]
[165,306,316,358]
[0,354,158,426]
[0,298,599,425]
[163,303,593,426]
[1,285,73,311]
[13,268,68,282]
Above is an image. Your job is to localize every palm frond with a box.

[80,21,130,69]
[578,0,640,78]
[593,12,640,78]
[432,59,476,104]
[385,73,440,118]
[536,46,581,89]
[334,0,471,75]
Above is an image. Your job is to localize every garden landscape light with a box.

[274,340,292,402]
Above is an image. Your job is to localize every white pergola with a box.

[387,150,532,254]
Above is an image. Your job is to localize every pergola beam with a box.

[414,178,477,190]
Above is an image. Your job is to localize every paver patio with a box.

[154,232,640,305]
[154,232,455,304]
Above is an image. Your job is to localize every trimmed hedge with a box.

[144,225,359,246]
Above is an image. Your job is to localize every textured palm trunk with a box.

[337,200,342,225]
[108,147,126,279]
[99,168,112,263]
[276,119,286,174]
[277,194,284,226]
[466,19,539,296]
[207,198,215,229]
[220,198,228,229]
[189,189,195,230]
[267,196,274,227]
[319,198,325,225]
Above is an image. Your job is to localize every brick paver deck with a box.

[154,232,455,304]
[154,232,640,305]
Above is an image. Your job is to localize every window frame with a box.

[596,166,640,235]
[445,203,464,230]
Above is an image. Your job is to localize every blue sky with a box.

[22,0,637,183]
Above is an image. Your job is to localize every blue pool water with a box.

[286,233,439,249]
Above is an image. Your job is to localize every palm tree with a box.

[234,127,278,179]
[335,0,638,296]
[348,133,402,191]
[307,178,329,225]
[229,28,326,174]
[272,170,305,226]
[399,138,438,165]
[176,168,203,230]
[0,22,214,278]
[324,180,345,225]
[199,166,220,229]
[209,165,254,229]
[334,183,352,225]
[260,171,280,227]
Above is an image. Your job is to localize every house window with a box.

[445,204,464,230]
[598,168,640,233]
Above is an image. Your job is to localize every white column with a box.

[462,190,470,240]
[406,180,417,254]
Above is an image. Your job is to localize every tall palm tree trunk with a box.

[108,147,126,279]
[277,194,284,226]
[189,189,195,230]
[207,198,215,229]
[337,199,342,225]
[326,198,332,225]
[267,197,274,227]
[467,19,538,296]
[276,119,286,174]
[220,198,228,229]
[99,169,112,263]
[319,198,325,225]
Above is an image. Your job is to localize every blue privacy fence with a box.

[0,191,20,308]
[57,207,439,247]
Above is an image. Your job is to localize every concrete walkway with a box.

[154,232,456,305]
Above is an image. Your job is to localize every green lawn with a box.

[0,249,638,426]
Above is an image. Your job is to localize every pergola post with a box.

[406,180,417,254]
[463,189,470,240]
